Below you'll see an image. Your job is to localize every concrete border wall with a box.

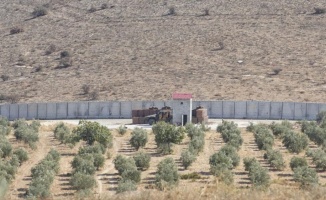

[0,100,325,121]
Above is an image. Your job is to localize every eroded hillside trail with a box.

[7,131,54,199]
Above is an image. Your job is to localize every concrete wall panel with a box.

[235,101,247,119]
[77,102,89,118]
[142,101,154,109]
[191,101,200,110]
[319,104,326,113]
[67,102,78,119]
[27,103,38,119]
[211,101,223,118]
[282,102,295,120]
[110,101,120,118]
[10,104,19,120]
[99,102,110,118]
[306,103,319,120]
[46,103,56,119]
[222,101,235,119]
[18,104,28,119]
[131,101,143,110]
[0,104,10,118]
[164,101,173,107]
[89,102,100,118]
[56,103,67,119]
[247,101,258,119]
[121,101,132,118]
[270,102,282,119]
[294,103,307,120]
[153,101,165,109]
[37,103,47,119]
[258,101,270,119]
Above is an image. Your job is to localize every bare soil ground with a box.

[5,123,326,199]
[0,0,326,103]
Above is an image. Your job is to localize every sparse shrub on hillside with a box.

[101,3,108,10]
[180,172,201,180]
[152,122,185,154]
[282,131,308,153]
[293,166,318,188]
[0,138,12,158]
[82,84,90,95]
[0,75,9,81]
[117,125,127,135]
[155,157,179,190]
[290,157,308,171]
[203,8,209,16]
[180,149,196,170]
[316,111,326,126]
[10,27,23,35]
[313,7,325,15]
[58,57,72,68]
[45,44,56,55]
[113,155,137,175]
[89,90,99,100]
[133,151,150,171]
[167,7,175,16]
[116,179,137,193]
[264,149,285,170]
[32,6,48,18]
[60,51,70,58]
[13,148,28,165]
[88,6,97,13]
[130,128,148,150]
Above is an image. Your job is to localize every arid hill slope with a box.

[0,0,325,103]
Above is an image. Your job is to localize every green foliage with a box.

[219,145,240,167]
[54,122,71,143]
[130,128,148,150]
[73,120,113,148]
[185,123,205,139]
[264,149,285,170]
[209,149,234,184]
[0,119,11,136]
[93,153,105,170]
[28,149,60,198]
[269,121,291,137]
[71,154,96,175]
[180,149,196,169]
[0,137,12,158]
[188,135,205,155]
[152,122,185,154]
[70,172,96,191]
[306,149,326,171]
[217,120,243,149]
[13,120,39,149]
[293,166,318,188]
[316,111,326,125]
[121,169,141,183]
[0,176,8,199]
[290,157,308,171]
[282,131,308,153]
[133,151,151,171]
[302,122,326,147]
[117,125,127,135]
[113,155,137,175]
[78,143,105,155]
[155,157,179,190]
[243,157,270,189]
[253,126,274,150]
[0,117,9,127]
[116,179,137,193]
[180,172,201,180]
[13,148,28,165]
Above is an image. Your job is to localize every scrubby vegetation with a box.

[27,149,60,198]
[155,157,179,190]
[152,122,185,154]
[117,125,127,135]
[133,151,151,171]
[243,157,270,189]
[217,120,243,149]
[264,149,285,170]
[282,131,308,153]
[13,119,40,149]
[130,128,148,150]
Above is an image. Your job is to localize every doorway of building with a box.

[182,115,187,126]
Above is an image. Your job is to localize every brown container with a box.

[143,109,150,116]
[149,109,158,115]
[192,117,198,124]
[137,109,144,117]
[139,117,146,124]
[132,117,139,124]
[132,110,138,117]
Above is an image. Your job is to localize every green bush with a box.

[269,122,291,137]
[70,172,96,191]
[282,131,308,153]
[113,155,137,175]
[303,123,326,147]
[121,169,141,183]
[130,128,148,150]
[0,117,9,127]
[180,149,196,169]
[180,172,201,180]
[73,120,113,148]
[117,125,127,135]
[188,135,205,155]
[13,120,39,149]
[78,143,105,155]
[71,154,96,175]
[0,125,11,136]
[116,179,137,193]
[253,126,274,150]
[32,6,48,17]
[293,166,318,188]
[93,153,105,170]
[316,111,326,124]
[248,163,270,189]
[290,157,308,171]
[155,157,179,190]
[152,122,185,154]
[13,148,28,165]
[0,138,12,158]
[54,122,71,143]
[217,120,243,149]
[219,145,240,168]
[185,123,205,139]
[264,149,285,170]
[243,157,259,171]
[133,151,150,171]
[209,152,234,183]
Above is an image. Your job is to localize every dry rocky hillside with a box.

[0,0,325,103]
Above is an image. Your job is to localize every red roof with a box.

[172,93,192,100]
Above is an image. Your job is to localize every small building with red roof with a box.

[171,92,192,125]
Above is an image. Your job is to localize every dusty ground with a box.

[0,0,326,103]
[5,121,326,199]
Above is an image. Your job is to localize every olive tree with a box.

[130,128,148,150]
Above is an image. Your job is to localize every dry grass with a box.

[0,0,325,103]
